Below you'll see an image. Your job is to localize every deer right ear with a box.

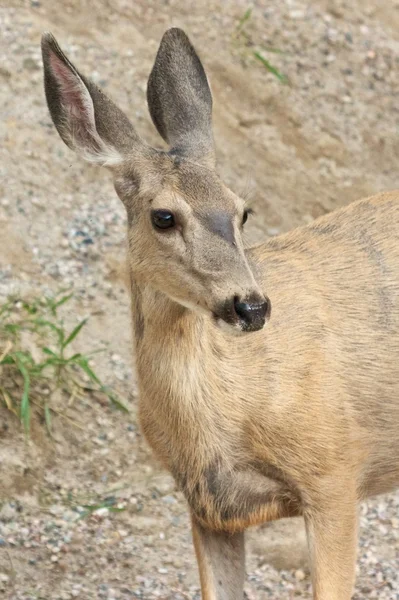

[41,33,144,167]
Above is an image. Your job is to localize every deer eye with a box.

[151,209,175,230]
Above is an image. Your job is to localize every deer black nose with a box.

[233,295,271,331]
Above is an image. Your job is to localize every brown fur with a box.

[41,27,399,600]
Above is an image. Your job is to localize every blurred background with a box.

[0,1,398,598]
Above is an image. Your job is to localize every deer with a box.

[41,27,399,600]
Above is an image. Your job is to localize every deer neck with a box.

[129,277,230,471]
[130,277,214,402]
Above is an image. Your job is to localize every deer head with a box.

[41,28,270,333]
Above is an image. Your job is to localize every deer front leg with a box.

[191,515,245,600]
[305,487,358,600]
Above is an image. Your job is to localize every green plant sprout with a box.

[0,289,128,435]
[232,6,289,84]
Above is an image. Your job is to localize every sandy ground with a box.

[0,0,399,598]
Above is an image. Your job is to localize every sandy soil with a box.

[0,0,399,598]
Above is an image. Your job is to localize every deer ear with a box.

[41,33,144,167]
[147,28,214,165]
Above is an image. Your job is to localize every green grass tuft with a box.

[0,290,128,435]
[232,6,289,84]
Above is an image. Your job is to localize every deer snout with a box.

[215,293,271,333]
[234,295,271,330]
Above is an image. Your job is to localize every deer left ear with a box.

[147,28,215,166]
[41,33,145,167]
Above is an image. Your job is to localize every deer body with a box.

[135,191,399,530]
[42,28,399,600]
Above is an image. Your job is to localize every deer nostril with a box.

[233,295,270,329]
[233,298,252,321]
